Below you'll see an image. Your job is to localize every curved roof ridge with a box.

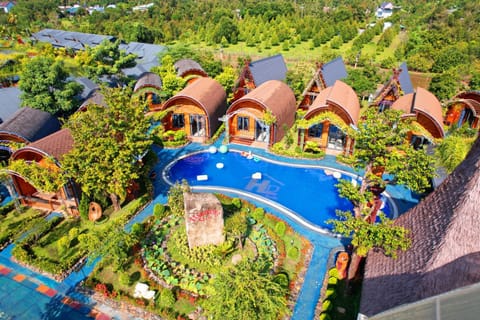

[133,72,162,92]
[0,107,60,143]
[174,59,207,78]
[306,80,360,124]
[412,87,444,137]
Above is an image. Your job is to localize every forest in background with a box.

[1,0,479,101]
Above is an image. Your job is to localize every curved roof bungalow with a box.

[0,107,61,162]
[444,91,480,130]
[359,133,480,318]
[226,80,296,149]
[301,80,360,155]
[174,59,208,83]
[160,77,227,143]
[8,129,80,216]
[391,87,445,148]
[133,72,163,111]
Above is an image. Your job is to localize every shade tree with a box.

[62,86,152,212]
[329,108,436,279]
[19,56,83,116]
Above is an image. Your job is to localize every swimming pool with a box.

[165,150,391,230]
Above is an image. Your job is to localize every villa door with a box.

[327,125,345,150]
[255,120,269,142]
[190,114,206,137]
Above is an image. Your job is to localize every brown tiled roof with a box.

[174,59,207,78]
[229,80,296,139]
[133,72,162,92]
[360,134,480,317]
[162,77,227,135]
[14,128,74,161]
[305,80,360,125]
[392,87,444,138]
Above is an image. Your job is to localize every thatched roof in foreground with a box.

[360,134,480,317]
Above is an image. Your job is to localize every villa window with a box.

[172,114,185,128]
[237,116,249,131]
[308,123,323,138]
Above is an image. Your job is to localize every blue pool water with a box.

[166,151,390,230]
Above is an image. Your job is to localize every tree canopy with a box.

[75,39,137,84]
[203,259,290,320]
[62,86,152,211]
[19,56,83,115]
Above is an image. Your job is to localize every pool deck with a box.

[0,140,420,320]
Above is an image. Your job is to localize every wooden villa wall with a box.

[227,102,265,144]
[304,121,330,148]
[163,101,209,142]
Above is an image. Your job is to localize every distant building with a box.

[31,29,166,79]
[376,2,394,18]
[0,1,15,13]
[174,59,208,83]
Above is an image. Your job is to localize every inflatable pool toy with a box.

[196,175,208,181]
[333,171,341,179]
[216,162,224,169]
[219,145,228,153]
[253,156,260,162]
[252,172,262,180]
[208,146,217,154]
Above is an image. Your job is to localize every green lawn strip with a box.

[12,194,150,276]
[0,207,45,247]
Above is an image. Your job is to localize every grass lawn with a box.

[0,206,46,246]
[12,195,150,277]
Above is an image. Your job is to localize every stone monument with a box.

[184,192,224,248]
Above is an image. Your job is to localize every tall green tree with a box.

[203,259,290,320]
[19,56,83,115]
[62,87,152,211]
[76,39,137,83]
[330,108,436,279]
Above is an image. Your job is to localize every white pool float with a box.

[216,162,224,169]
[208,146,217,154]
[252,172,262,180]
[197,175,208,181]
